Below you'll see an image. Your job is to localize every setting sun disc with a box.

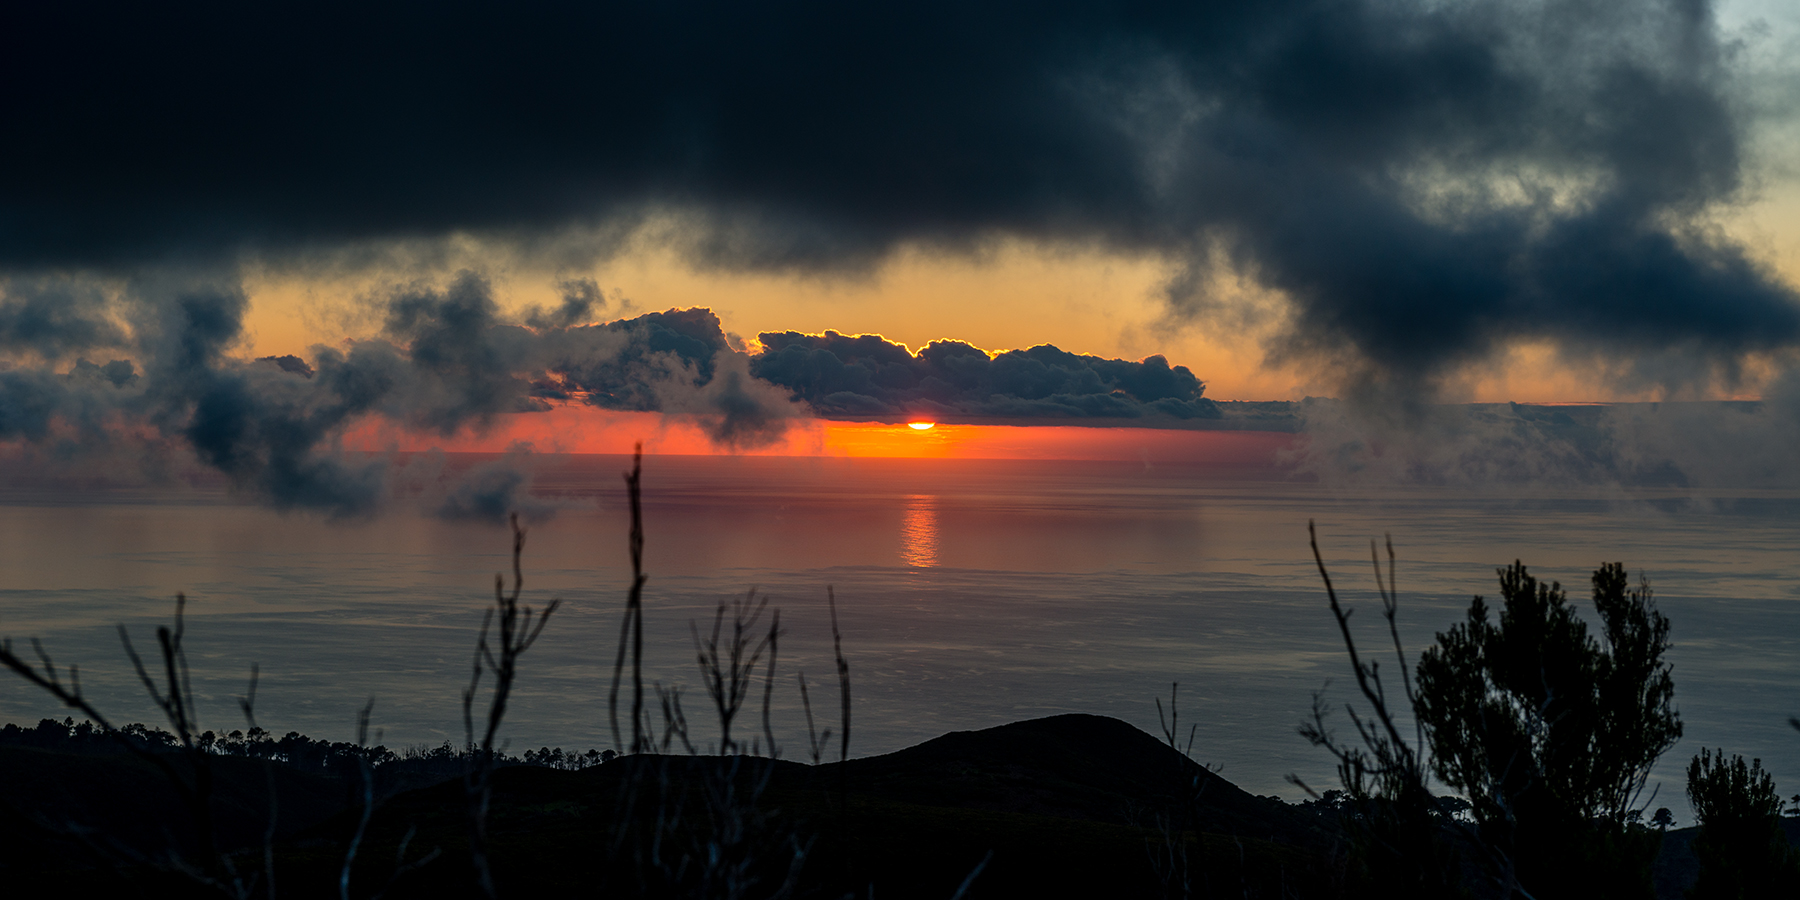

[908,421,936,430]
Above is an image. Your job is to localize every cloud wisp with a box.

[1285,391,1800,491]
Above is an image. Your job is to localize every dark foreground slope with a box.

[294,714,1340,898]
[15,713,1794,897]
[1,713,1340,897]
[1650,817,1800,900]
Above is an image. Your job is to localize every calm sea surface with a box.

[2,451,1797,814]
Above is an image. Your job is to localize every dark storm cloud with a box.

[129,275,393,514]
[539,306,812,448]
[5,0,1797,394]
[751,331,1219,420]
[540,308,733,410]
[380,273,546,432]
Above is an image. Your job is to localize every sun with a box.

[908,421,936,431]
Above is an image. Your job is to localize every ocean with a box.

[2,450,1797,816]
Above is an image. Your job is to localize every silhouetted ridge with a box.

[0,713,1340,896]
[824,714,1320,845]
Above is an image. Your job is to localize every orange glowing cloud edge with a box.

[744,326,1172,365]
[746,328,970,358]
[337,406,1295,464]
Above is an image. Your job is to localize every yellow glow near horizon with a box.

[236,239,1308,400]
[235,208,1800,404]
[908,422,936,430]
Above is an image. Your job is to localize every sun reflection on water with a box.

[899,494,939,567]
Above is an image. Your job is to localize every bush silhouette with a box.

[1685,748,1800,899]
[1415,561,1680,899]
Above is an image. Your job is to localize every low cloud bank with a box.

[1289,394,1800,490]
[14,266,1800,511]
[0,273,811,518]
[1,273,1226,516]
[750,331,1219,421]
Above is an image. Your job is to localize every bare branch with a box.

[828,586,850,765]
[460,513,561,900]
[611,443,648,754]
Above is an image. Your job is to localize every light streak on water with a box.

[899,495,938,568]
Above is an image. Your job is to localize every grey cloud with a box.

[0,369,68,442]
[358,283,805,451]
[380,273,546,433]
[0,272,809,514]
[256,355,314,379]
[0,278,127,359]
[525,278,605,331]
[538,308,733,410]
[123,276,393,515]
[662,354,807,450]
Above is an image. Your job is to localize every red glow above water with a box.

[337,406,1295,465]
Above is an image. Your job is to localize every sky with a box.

[5,0,1800,511]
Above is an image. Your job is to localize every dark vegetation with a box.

[1683,750,1800,898]
[2,459,1797,898]
[1295,525,1800,899]
[1416,560,1681,898]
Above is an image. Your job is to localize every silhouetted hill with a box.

[15,713,1795,897]
[821,713,1329,846]
[0,714,1341,897]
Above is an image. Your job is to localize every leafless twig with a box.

[340,698,377,900]
[1294,522,1529,899]
[238,665,279,900]
[462,513,560,900]
[827,587,850,766]
[611,444,648,754]
[796,672,832,766]
[0,595,254,897]
[691,591,778,755]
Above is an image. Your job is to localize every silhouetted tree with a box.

[1685,749,1800,899]
[1415,561,1680,899]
